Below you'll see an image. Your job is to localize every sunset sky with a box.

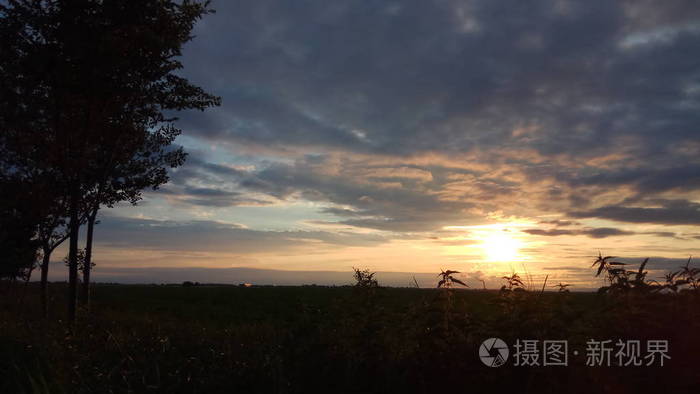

[54,0,700,289]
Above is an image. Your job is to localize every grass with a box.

[2,263,700,393]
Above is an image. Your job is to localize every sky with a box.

[54,0,700,289]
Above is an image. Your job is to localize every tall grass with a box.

[1,255,699,393]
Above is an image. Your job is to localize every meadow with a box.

[2,260,700,393]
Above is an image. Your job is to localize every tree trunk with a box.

[40,247,51,318]
[19,264,34,309]
[67,191,80,323]
[80,209,97,309]
[9,276,16,299]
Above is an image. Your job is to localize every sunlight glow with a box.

[444,221,531,264]
[480,231,523,262]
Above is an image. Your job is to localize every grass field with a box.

[2,280,699,393]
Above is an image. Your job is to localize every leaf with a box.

[451,278,468,287]
[596,264,606,277]
[636,258,649,281]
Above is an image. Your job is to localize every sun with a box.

[481,231,522,262]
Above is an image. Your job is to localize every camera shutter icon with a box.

[479,338,509,367]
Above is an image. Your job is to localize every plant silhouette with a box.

[437,270,468,289]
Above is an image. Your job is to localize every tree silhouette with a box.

[353,267,379,288]
[0,177,43,286]
[79,127,188,308]
[1,0,220,321]
[35,183,70,317]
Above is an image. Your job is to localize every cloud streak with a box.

[570,200,700,225]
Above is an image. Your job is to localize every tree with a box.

[353,267,379,288]
[0,177,43,289]
[0,0,220,322]
[79,126,188,308]
[35,186,70,317]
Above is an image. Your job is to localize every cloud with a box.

[157,186,267,207]
[567,165,700,195]
[148,152,272,208]
[584,227,636,238]
[178,0,699,161]
[235,155,483,231]
[96,215,388,253]
[539,219,580,227]
[522,229,576,237]
[570,199,700,225]
[522,227,636,238]
[158,0,700,233]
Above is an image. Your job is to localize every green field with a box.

[2,282,699,393]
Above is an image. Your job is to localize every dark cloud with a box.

[570,199,700,225]
[584,227,636,238]
[523,229,576,237]
[157,185,266,207]
[177,0,699,158]
[96,215,388,253]
[160,0,700,232]
[539,220,580,227]
[568,165,700,195]
[149,152,268,208]
[523,227,636,238]
[234,155,482,231]
[644,231,680,239]
[184,155,249,178]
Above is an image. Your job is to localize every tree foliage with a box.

[0,177,42,281]
[0,0,220,320]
